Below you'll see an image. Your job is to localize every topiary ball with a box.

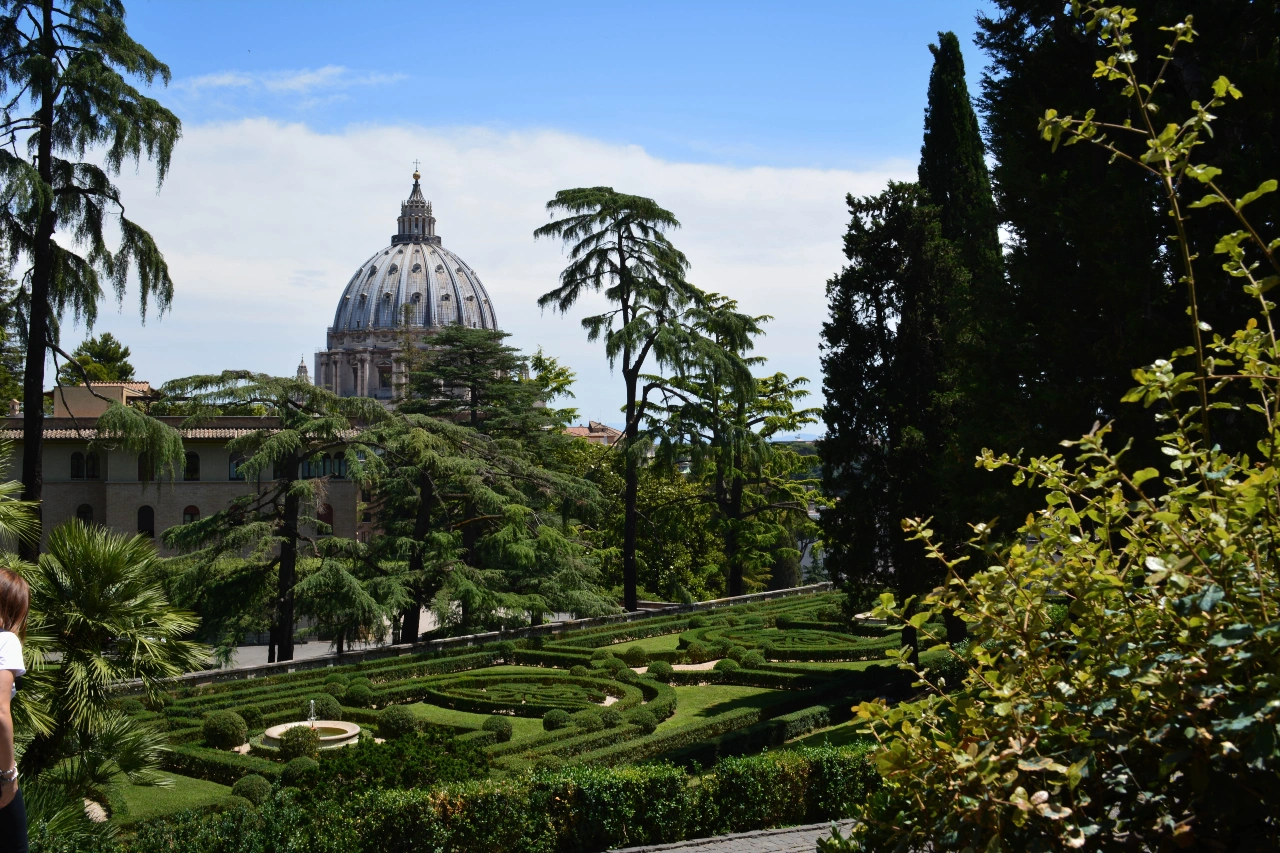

[724,616,741,627]
[300,693,341,722]
[120,698,146,714]
[237,706,264,732]
[627,708,658,735]
[572,710,604,732]
[687,615,707,629]
[345,683,375,708]
[348,676,372,690]
[600,707,622,729]
[278,725,320,761]
[714,658,741,673]
[600,656,627,673]
[496,640,516,660]
[231,773,271,805]
[622,645,649,667]
[686,642,712,664]
[482,716,513,743]
[281,756,319,787]
[590,647,614,662]
[740,651,766,669]
[323,672,349,687]
[543,709,571,731]
[323,682,347,699]
[614,667,640,684]
[377,705,418,741]
[727,645,748,663]
[647,660,675,682]
[202,710,248,751]
[569,664,590,678]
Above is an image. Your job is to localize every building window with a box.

[137,452,153,483]
[182,505,199,524]
[184,451,200,481]
[70,451,86,480]
[317,503,334,530]
[85,451,100,480]
[229,453,246,481]
[332,453,347,479]
[137,505,155,538]
[75,503,93,524]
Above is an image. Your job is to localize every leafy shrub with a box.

[724,616,740,627]
[323,673,349,687]
[281,756,319,787]
[278,725,320,761]
[647,660,675,681]
[238,706,264,731]
[120,698,146,714]
[599,656,626,673]
[727,645,748,663]
[497,640,516,660]
[300,693,341,721]
[348,676,372,690]
[345,683,375,708]
[323,682,346,699]
[202,710,247,751]
[377,705,418,741]
[573,710,604,732]
[311,728,490,794]
[482,716,513,743]
[713,658,740,673]
[741,651,766,669]
[628,708,658,735]
[569,665,589,677]
[230,773,271,805]
[622,645,649,666]
[601,707,622,729]
[686,642,712,664]
[590,647,614,662]
[543,709,571,731]
[614,667,640,684]
[836,14,1280,852]
[687,615,707,629]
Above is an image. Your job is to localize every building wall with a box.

[25,438,359,555]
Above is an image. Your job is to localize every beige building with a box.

[2,381,360,554]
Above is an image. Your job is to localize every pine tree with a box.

[56,332,135,384]
[0,1,180,557]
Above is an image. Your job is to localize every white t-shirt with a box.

[0,632,24,699]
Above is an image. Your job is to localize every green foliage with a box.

[569,664,590,677]
[230,774,271,806]
[238,706,264,732]
[543,709,571,731]
[648,660,675,681]
[688,615,707,629]
[344,684,374,708]
[836,10,1280,852]
[281,756,319,788]
[307,730,489,797]
[202,711,247,751]
[323,673,349,687]
[572,710,604,732]
[600,707,623,729]
[482,716,513,743]
[377,705,418,741]
[740,651,766,669]
[622,645,650,666]
[713,658,740,673]
[55,332,135,385]
[277,726,320,762]
[322,682,346,699]
[627,708,658,735]
[301,694,341,722]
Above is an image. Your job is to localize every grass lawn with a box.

[662,684,794,729]
[406,702,546,742]
[784,722,874,750]
[775,659,888,672]
[614,633,683,653]
[109,773,233,823]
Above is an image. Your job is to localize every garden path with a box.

[610,821,854,853]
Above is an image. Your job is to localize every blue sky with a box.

[83,1,996,434]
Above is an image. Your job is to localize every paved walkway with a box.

[610,821,853,853]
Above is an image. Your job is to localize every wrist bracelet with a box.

[0,767,16,784]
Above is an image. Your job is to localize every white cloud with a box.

[176,66,405,96]
[88,120,911,430]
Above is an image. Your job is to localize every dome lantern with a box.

[393,168,438,246]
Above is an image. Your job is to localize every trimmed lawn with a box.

[662,684,793,729]
[110,773,233,823]
[614,633,683,653]
[774,659,888,672]
[406,702,545,742]
[785,722,873,750]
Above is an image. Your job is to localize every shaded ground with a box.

[109,774,233,823]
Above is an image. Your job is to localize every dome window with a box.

[466,295,475,301]
[367,267,378,278]
[411,263,422,273]
[411,292,421,304]
[435,264,444,273]
[388,264,398,275]
[441,293,451,301]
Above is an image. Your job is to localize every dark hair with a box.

[0,568,29,640]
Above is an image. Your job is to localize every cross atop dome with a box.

[394,166,438,245]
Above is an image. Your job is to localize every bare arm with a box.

[0,670,14,808]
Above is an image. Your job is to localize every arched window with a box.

[321,454,332,477]
[85,451,100,480]
[70,452,86,480]
[137,452,153,483]
[182,505,199,524]
[137,505,155,538]
[332,453,347,479]
[75,503,93,523]
[317,503,334,531]
[184,451,201,481]
[229,453,246,481]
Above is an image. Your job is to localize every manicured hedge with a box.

[163,744,282,785]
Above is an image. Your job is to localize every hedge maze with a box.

[130,591,923,791]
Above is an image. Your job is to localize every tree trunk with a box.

[335,630,344,655]
[401,603,421,645]
[276,475,301,662]
[19,1,57,561]
[401,467,434,644]
[530,609,543,627]
[267,625,276,664]
[943,609,967,645]
[725,471,746,597]
[621,372,640,612]
[900,623,921,668]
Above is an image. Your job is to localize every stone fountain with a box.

[262,699,361,750]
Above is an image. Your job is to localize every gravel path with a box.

[609,821,854,852]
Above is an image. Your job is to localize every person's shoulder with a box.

[0,631,18,648]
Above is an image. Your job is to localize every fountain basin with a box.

[262,720,361,750]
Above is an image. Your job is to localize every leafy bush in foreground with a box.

[203,711,247,751]
[278,726,320,761]
[230,773,271,805]
[377,706,417,741]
